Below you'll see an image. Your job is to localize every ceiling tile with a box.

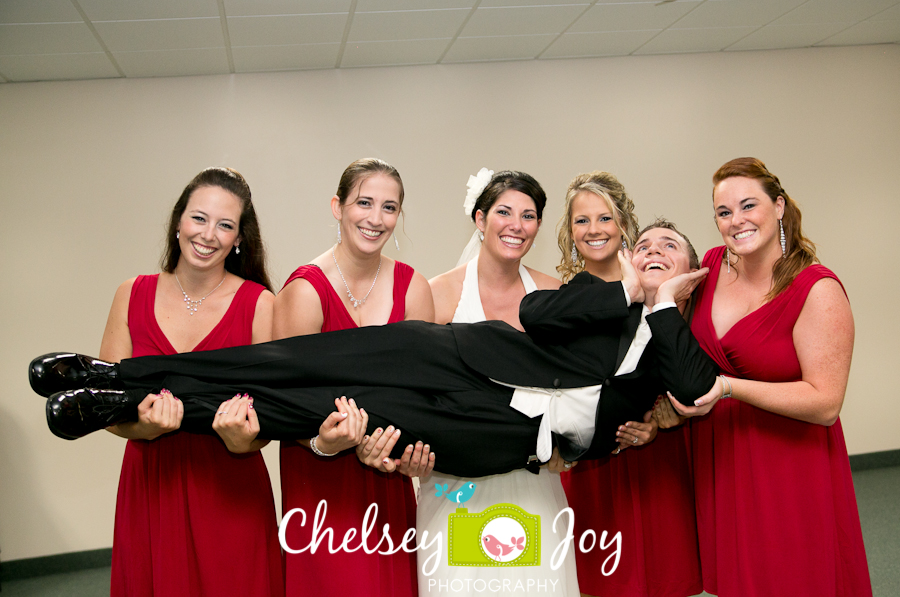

[78,0,220,21]
[480,0,589,7]
[0,23,101,54]
[357,0,475,10]
[0,52,119,81]
[774,0,898,26]
[232,43,339,71]
[872,4,900,20]
[340,38,448,67]
[349,9,470,42]
[461,5,588,37]
[541,29,658,57]
[224,0,351,17]
[443,34,554,62]
[228,14,347,45]
[817,19,900,45]
[726,22,847,50]
[93,18,224,52]
[113,47,230,77]
[569,2,696,32]
[674,0,806,29]
[0,0,82,24]
[633,26,756,54]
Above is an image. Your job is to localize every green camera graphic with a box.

[447,503,540,568]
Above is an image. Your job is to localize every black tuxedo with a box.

[118,273,717,476]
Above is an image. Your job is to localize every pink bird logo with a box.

[482,535,525,561]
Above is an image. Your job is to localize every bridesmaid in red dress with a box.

[557,172,704,597]
[100,168,284,596]
[274,158,435,597]
[674,157,872,596]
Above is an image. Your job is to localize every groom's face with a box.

[632,227,695,294]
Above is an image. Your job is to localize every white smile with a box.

[500,236,524,246]
[643,262,669,272]
[192,242,216,256]
[734,230,755,240]
[359,228,383,239]
[586,239,608,248]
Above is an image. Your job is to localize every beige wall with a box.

[1,44,897,561]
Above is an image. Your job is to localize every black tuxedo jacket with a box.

[452,271,718,460]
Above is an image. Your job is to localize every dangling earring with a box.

[571,244,578,264]
[621,239,627,252]
[394,235,400,251]
[478,230,484,242]
[176,232,180,239]
[779,218,786,257]
[234,245,240,255]
[337,226,342,244]
[726,247,731,273]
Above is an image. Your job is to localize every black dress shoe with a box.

[46,388,140,440]
[29,352,121,398]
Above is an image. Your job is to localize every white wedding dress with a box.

[416,256,580,596]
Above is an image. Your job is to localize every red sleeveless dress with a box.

[280,261,419,597]
[690,246,872,596]
[111,274,284,597]
[561,423,701,597]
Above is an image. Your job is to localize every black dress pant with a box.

[119,322,542,477]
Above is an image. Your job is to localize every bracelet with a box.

[309,435,339,457]
[719,375,733,399]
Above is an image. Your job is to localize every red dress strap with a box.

[282,261,415,331]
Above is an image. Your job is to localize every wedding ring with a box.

[564,462,572,469]
[632,436,638,444]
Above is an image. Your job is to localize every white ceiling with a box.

[1,0,898,83]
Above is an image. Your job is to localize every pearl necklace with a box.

[331,246,381,308]
[174,272,226,315]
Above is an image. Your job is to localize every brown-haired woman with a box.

[558,173,704,597]
[274,158,434,597]
[100,167,283,596]
[677,157,871,596]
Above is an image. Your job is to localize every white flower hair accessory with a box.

[463,167,494,217]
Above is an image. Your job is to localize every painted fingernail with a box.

[694,400,703,406]
[383,458,390,465]
[363,436,369,442]
[375,428,383,435]
[416,441,423,448]
[386,426,394,433]
[424,445,430,451]
[341,412,348,417]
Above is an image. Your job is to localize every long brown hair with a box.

[161,167,274,292]
[712,157,817,300]
[556,171,639,282]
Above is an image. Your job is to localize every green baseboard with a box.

[0,547,111,582]
[849,448,900,472]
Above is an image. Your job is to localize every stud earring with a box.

[337,226,342,244]
[235,245,240,255]
[779,218,786,257]
[571,244,578,264]
[478,231,484,242]
[176,232,180,239]
[394,235,400,251]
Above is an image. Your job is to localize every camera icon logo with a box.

[447,503,541,568]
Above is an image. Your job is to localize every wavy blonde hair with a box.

[556,171,639,282]
[713,157,818,300]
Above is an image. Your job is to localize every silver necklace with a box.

[174,272,226,315]
[331,246,381,308]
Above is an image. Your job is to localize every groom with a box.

[34,221,718,477]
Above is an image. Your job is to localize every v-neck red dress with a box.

[689,246,871,596]
[111,274,284,597]
[279,262,419,597]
